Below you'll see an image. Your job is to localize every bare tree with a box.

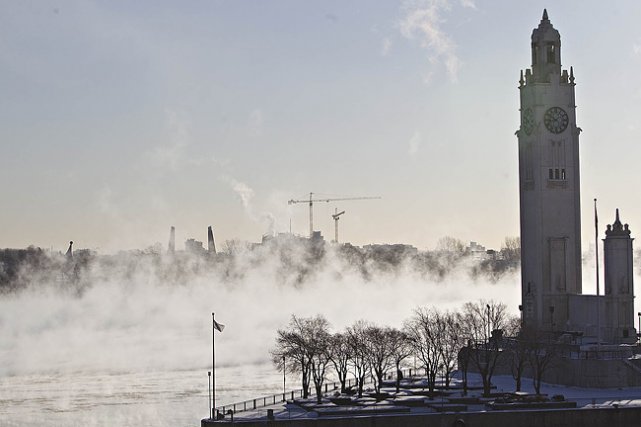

[346,320,371,397]
[271,315,312,399]
[327,332,350,394]
[500,236,521,263]
[271,314,331,402]
[389,329,413,393]
[307,317,332,403]
[439,311,462,388]
[405,307,442,398]
[460,300,510,397]
[436,236,465,254]
[503,317,528,392]
[527,329,559,395]
[363,325,396,394]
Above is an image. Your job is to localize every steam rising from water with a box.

[0,242,520,425]
[0,244,520,378]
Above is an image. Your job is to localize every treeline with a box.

[0,236,521,292]
[270,300,565,403]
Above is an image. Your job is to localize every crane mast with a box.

[288,192,381,238]
[332,208,345,243]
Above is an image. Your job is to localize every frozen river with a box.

[0,364,282,427]
[0,362,283,427]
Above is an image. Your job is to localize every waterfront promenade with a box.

[202,373,641,426]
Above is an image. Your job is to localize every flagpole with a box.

[212,312,216,419]
[594,199,601,349]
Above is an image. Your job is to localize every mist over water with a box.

[0,242,521,426]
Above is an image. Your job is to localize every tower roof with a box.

[605,209,631,237]
[532,9,559,41]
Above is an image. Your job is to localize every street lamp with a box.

[637,312,641,345]
[208,371,212,420]
[283,355,286,399]
[486,304,491,343]
[518,305,523,327]
[486,304,491,367]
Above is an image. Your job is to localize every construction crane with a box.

[331,208,345,243]
[288,192,381,238]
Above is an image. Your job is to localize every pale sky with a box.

[2,1,641,253]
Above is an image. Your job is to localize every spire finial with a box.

[542,9,548,21]
[569,66,575,84]
[611,208,624,232]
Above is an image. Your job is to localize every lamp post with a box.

[283,355,286,399]
[518,305,523,327]
[486,304,491,367]
[637,312,641,345]
[208,371,212,420]
[486,304,491,344]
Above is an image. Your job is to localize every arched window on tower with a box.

[548,140,566,181]
[546,43,556,64]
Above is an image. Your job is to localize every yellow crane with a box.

[288,192,381,238]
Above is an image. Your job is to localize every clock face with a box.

[522,108,534,135]
[544,107,569,134]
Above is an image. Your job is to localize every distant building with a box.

[207,226,216,254]
[466,241,490,260]
[168,226,176,254]
[362,244,418,266]
[185,238,205,255]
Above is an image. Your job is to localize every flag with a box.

[213,319,225,332]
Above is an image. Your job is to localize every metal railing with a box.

[215,368,421,415]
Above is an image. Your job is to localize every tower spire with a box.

[542,9,548,21]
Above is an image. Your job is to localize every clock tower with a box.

[518,10,582,330]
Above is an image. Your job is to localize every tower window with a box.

[547,44,556,64]
[548,140,566,181]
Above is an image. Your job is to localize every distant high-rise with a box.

[168,226,176,254]
[207,226,216,254]
[66,241,73,259]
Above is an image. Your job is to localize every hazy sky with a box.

[2,1,641,253]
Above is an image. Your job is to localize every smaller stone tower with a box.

[603,209,636,343]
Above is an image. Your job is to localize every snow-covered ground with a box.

[216,371,641,423]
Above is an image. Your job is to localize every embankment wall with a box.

[202,406,641,427]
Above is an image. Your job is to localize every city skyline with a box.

[2,1,641,253]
